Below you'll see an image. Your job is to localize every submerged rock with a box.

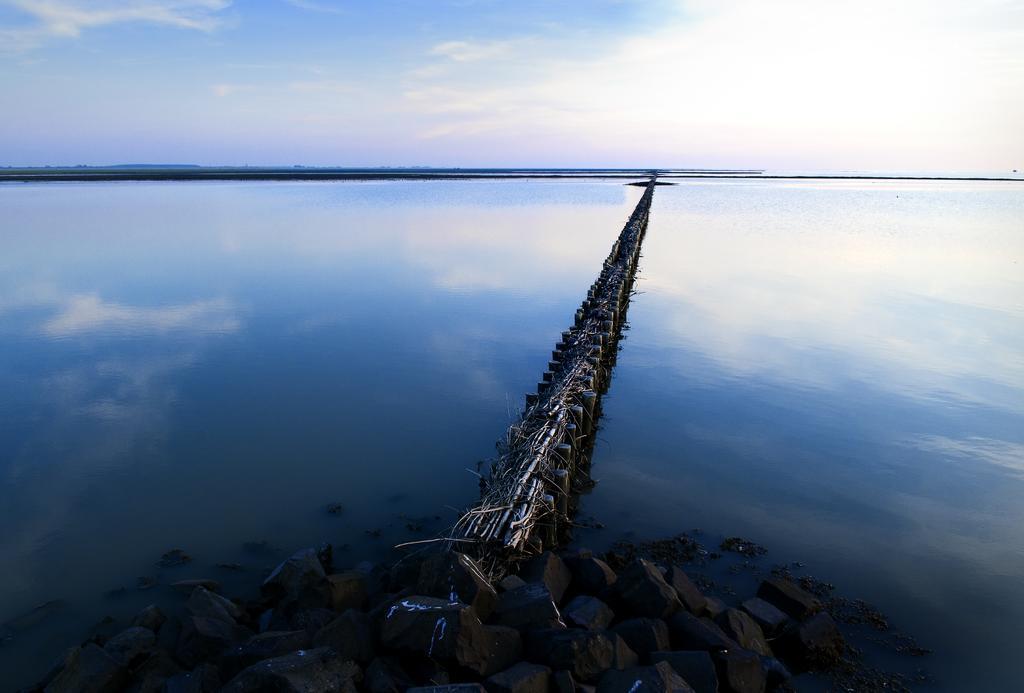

[157,549,192,568]
[755,578,820,620]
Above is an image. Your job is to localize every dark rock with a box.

[137,576,158,590]
[221,647,360,692]
[326,571,368,612]
[407,686,485,693]
[479,625,523,677]
[103,627,155,666]
[667,567,706,615]
[739,599,789,638]
[365,656,416,693]
[526,629,616,682]
[164,663,221,693]
[262,548,330,609]
[380,596,490,674]
[553,669,576,693]
[666,612,737,652]
[493,582,566,631]
[651,651,718,693]
[44,643,129,693]
[417,552,497,620]
[185,586,243,623]
[498,575,527,592]
[327,502,344,515]
[157,549,192,568]
[597,661,695,692]
[313,609,375,663]
[175,615,252,667]
[219,630,311,679]
[316,542,334,573]
[776,612,844,670]
[131,605,167,633]
[565,553,618,598]
[289,608,336,636]
[715,610,770,657]
[485,661,551,693]
[713,648,764,693]
[608,632,640,669]
[171,579,221,593]
[519,551,572,604]
[755,579,820,620]
[87,615,122,645]
[702,598,726,620]
[564,596,615,631]
[126,649,182,693]
[612,618,670,659]
[760,656,791,688]
[613,560,681,619]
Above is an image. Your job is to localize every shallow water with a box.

[0,178,1021,689]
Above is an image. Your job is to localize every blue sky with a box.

[1,0,1022,170]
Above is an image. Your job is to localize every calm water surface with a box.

[0,178,1021,690]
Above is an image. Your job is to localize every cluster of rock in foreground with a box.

[33,545,845,692]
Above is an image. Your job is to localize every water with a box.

[577,179,1024,690]
[1,178,1022,689]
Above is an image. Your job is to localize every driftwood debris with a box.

[453,180,656,570]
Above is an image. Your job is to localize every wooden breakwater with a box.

[453,180,656,571]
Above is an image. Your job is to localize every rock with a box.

[365,656,416,693]
[316,543,334,573]
[262,548,330,609]
[416,552,497,619]
[103,626,155,666]
[44,643,128,692]
[479,625,523,677]
[777,612,844,670]
[553,669,576,693]
[564,596,615,631]
[157,549,192,568]
[612,618,670,659]
[713,648,764,693]
[485,661,551,693]
[667,567,706,615]
[289,608,336,636]
[175,615,252,668]
[526,629,616,683]
[164,663,221,693]
[519,551,572,604]
[131,604,167,633]
[608,632,640,669]
[127,649,182,693]
[755,579,820,620]
[760,656,792,689]
[564,553,618,598]
[739,599,789,638]
[666,612,737,652]
[326,571,368,612]
[379,596,490,674]
[171,579,221,593]
[613,560,681,619]
[313,609,375,663]
[597,661,695,692]
[493,582,566,631]
[702,598,726,620]
[651,651,718,693]
[221,647,361,692]
[715,610,770,657]
[219,630,311,679]
[499,575,527,592]
[185,586,243,623]
[407,686,485,693]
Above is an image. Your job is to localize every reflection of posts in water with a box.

[453,181,656,569]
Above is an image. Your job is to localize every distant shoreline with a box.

[1,167,1021,183]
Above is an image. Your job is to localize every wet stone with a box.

[485,661,551,693]
[713,648,765,693]
[493,582,566,631]
[778,611,844,671]
[416,552,497,620]
[715,609,771,657]
[755,578,821,620]
[667,612,737,653]
[44,643,129,693]
[219,630,311,679]
[262,548,330,609]
[564,595,615,631]
[651,651,718,693]
[313,608,375,663]
[519,551,573,604]
[221,647,361,692]
[613,559,682,619]
[739,598,789,638]
[131,604,167,633]
[175,615,252,668]
[185,586,243,624]
[128,649,183,693]
[667,567,707,616]
[526,628,616,683]
[597,661,695,693]
[564,554,618,598]
[612,618,671,659]
[103,626,156,666]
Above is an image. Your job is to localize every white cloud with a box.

[429,39,517,63]
[1,0,230,50]
[42,294,240,336]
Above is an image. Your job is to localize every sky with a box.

[0,0,1022,171]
